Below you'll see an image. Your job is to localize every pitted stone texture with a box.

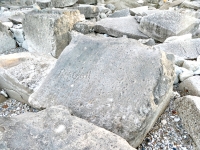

[108,8,130,18]
[51,0,78,7]
[0,105,136,150]
[154,39,200,59]
[77,4,100,19]
[73,21,95,34]
[95,16,148,39]
[77,0,97,4]
[178,76,200,97]
[29,35,174,147]
[0,52,56,104]
[0,21,16,53]
[23,9,84,58]
[175,96,200,150]
[139,11,199,42]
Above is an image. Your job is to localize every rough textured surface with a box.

[153,39,200,59]
[51,0,78,7]
[108,8,130,18]
[0,21,16,53]
[175,96,200,150]
[29,34,174,147]
[178,76,200,97]
[73,21,95,34]
[0,105,136,150]
[0,52,56,104]
[139,11,199,42]
[95,16,148,39]
[77,5,99,19]
[77,0,97,4]
[23,9,84,58]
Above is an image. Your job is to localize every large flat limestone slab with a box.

[175,96,200,149]
[29,35,174,147]
[0,105,136,150]
[139,11,199,42]
[94,16,148,39]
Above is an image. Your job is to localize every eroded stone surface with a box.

[0,105,136,150]
[139,11,199,42]
[175,96,200,150]
[23,9,84,58]
[29,34,174,147]
[0,52,56,104]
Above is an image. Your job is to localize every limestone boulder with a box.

[108,8,130,18]
[0,21,16,53]
[175,96,200,150]
[77,4,100,19]
[29,34,174,147]
[153,39,200,59]
[0,105,136,150]
[0,52,56,104]
[23,9,84,58]
[51,0,78,7]
[139,11,200,42]
[73,20,95,34]
[178,76,200,97]
[77,0,97,4]
[94,16,148,39]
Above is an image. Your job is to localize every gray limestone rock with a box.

[139,11,200,42]
[29,34,175,147]
[0,21,16,54]
[108,8,130,18]
[23,9,84,58]
[178,76,200,97]
[51,0,78,7]
[0,52,56,104]
[175,96,200,150]
[77,0,97,4]
[10,28,24,44]
[8,12,25,24]
[181,0,200,9]
[77,4,100,19]
[94,16,148,39]
[129,6,148,16]
[0,105,136,150]
[73,21,95,34]
[36,0,52,9]
[153,39,200,59]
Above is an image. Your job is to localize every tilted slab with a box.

[29,34,174,147]
[0,105,136,150]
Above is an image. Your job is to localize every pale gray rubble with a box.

[0,21,16,53]
[159,0,185,10]
[29,34,175,148]
[8,12,25,24]
[73,20,95,34]
[139,11,200,42]
[0,52,56,104]
[23,8,84,58]
[178,76,200,97]
[180,0,200,10]
[77,0,97,4]
[76,4,100,18]
[175,95,200,150]
[108,8,130,18]
[51,0,78,7]
[129,6,148,16]
[153,39,200,59]
[0,105,136,150]
[94,16,148,39]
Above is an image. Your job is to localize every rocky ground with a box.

[1,0,200,149]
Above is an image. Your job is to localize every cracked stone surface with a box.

[29,34,175,147]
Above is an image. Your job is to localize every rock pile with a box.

[0,0,200,149]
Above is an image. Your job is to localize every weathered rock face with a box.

[0,52,56,104]
[139,11,200,42]
[94,16,148,39]
[175,96,200,150]
[23,9,84,58]
[153,39,200,59]
[51,0,78,7]
[178,76,200,97]
[29,34,175,147]
[0,22,16,53]
[0,105,136,150]
[77,4,100,19]
[77,0,97,4]
[108,8,130,18]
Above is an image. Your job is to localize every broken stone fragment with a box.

[23,8,84,58]
[139,11,199,42]
[175,95,200,149]
[76,4,100,19]
[94,16,148,39]
[0,105,136,150]
[0,52,56,104]
[29,34,174,147]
